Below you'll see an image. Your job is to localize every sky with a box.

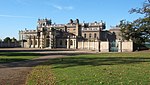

[0,0,145,40]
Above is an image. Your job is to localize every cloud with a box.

[52,4,74,10]
[53,5,63,10]
[0,15,36,18]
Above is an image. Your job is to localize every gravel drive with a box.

[0,49,96,85]
[0,54,64,85]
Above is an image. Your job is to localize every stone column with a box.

[93,41,95,50]
[118,40,122,52]
[40,32,43,48]
[88,41,90,50]
[82,40,84,49]
[49,32,51,49]
[67,39,70,49]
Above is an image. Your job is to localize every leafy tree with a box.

[129,0,150,17]
[0,39,2,42]
[3,37,11,43]
[119,0,150,45]
[11,37,17,43]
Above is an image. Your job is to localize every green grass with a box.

[0,52,43,63]
[26,52,150,85]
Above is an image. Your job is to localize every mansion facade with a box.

[19,18,133,52]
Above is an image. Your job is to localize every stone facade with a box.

[19,18,133,52]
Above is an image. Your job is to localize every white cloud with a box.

[0,15,36,18]
[53,5,63,10]
[52,4,74,10]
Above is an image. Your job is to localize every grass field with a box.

[26,52,150,85]
[0,52,43,63]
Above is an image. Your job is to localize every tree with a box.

[0,39,2,42]
[11,37,17,43]
[119,0,150,45]
[129,0,150,17]
[130,0,150,42]
[3,37,11,43]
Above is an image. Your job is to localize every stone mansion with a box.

[19,18,133,52]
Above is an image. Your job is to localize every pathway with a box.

[0,54,64,85]
[0,50,96,85]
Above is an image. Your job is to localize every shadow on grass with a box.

[0,49,76,52]
[43,57,150,68]
[0,52,47,64]
[0,58,28,63]
[0,52,91,57]
[1,52,150,68]
[0,52,92,68]
[0,52,46,56]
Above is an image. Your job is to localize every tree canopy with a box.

[3,37,11,43]
[3,37,18,43]
[119,0,150,45]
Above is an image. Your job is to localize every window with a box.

[84,33,86,38]
[65,40,67,45]
[70,40,73,45]
[35,40,37,45]
[30,40,33,45]
[89,33,92,38]
[94,33,97,38]
[60,40,62,45]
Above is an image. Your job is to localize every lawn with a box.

[26,52,150,85]
[0,52,43,63]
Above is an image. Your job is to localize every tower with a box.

[37,18,52,28]
[37,18,52,48]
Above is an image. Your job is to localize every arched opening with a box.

[46,36,50,47]
[35,40,37,45]
[30,40,33,45]
[65,40,67,45]
[89,33,92,38]
[94,33,97,38]
[84,33,86,38]
[60,40,62,45]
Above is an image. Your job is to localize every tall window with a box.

[35,40,37,45]
[65,40,67,45]
[70,40,73,45]
[94,33,97,38]
[30,40,33,45]
[84,33,86,38]
[89,33,92,38]
[60,40,62,45]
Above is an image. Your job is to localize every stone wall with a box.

[100,41,109,52]
[78,41,133,52]
[78,41,100,51]
[121,41,133,52]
